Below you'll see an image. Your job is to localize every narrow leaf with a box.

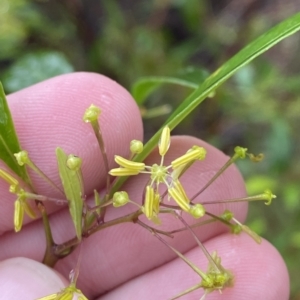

[0,82,31,184]
[56,147,83,240]
[132,76,199,105]
[111,12,300,194]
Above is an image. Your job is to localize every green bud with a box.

[113,191,129,207]
[262,189,276,205]
[67,155,82,171]
[221,209,234,221]
[234,146,247,159]
[83,104,101,123]
[189,203,205,219]
[130,140,144,154]
[14,150,29,166]
[231,224,242,234]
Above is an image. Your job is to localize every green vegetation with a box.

[1,1,300,298]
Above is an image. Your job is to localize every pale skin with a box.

[0,73,289,300]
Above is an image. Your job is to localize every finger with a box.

[0,72,143,233]
[0,135,248,299]
[56,136,248,298]
[0,257,68,300]
[99,234,289,300]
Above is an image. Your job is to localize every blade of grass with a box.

[0,82,31,185]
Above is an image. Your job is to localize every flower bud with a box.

[130,140,144,154]
[234,146,248,159]
[67,155,82,171]
[189,203,205,219]
[113,191,129,207]
[158,126,170,156]
[83,104,101,123]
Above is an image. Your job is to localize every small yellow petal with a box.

[168,187,190,212]
[58,292,73,300]
[144,186,154,219]
[153,192,160,214]
[109,168,140,176]
[172,180,189,203]
[114,155,145,171]
[158,126,170,156]
[171,146,206,169]
[36,294,58,300]
[0,169,19,187]
[36,285,88,300]
[14,199,24,232]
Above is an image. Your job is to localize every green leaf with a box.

[132,76,199,105]
[56,147,83,240]
[3,51,74,93]
[144,13,300,156]
[111,12,300,194]
[0,82,31,184]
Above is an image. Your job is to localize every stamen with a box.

[158,126,171,156]
[109,168,140,176]
[14,199,24,232]
[144,186,155,219]
[168,186,190,212]
[171,146,206,169]
[115,155,145,171]
[113,191,130,207]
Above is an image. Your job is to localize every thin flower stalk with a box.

[190,146,263,202]
[109,126,207,222]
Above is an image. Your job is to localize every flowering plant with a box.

[0,12,299,300]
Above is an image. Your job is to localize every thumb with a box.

[0,257,68,300]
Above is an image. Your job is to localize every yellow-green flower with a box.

[199,251,234,297]
[109,126,206,221]
[37,283,88,300]
[82,104,101,123]
[170,250,233,300]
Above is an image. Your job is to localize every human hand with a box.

[0,73,289,300]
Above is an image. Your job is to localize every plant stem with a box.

[54,209,143,256]
[38,202,58,267]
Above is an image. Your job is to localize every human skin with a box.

[0,73,289,300]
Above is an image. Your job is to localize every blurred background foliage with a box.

[0,0,300,298]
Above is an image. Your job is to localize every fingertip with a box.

[0,257,68,300]
[100,234,289,300]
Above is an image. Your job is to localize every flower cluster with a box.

[109,126,206,223]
